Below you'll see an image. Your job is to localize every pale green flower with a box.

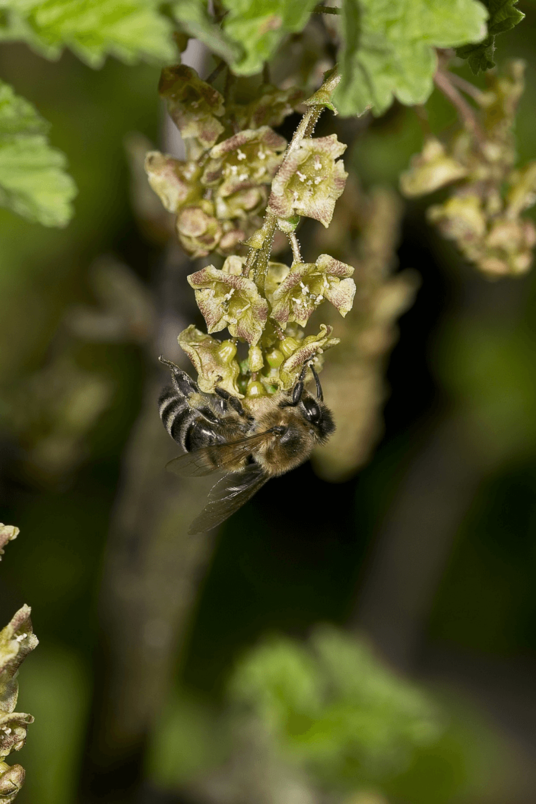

[269,135,347,227]
[270,255,355,327]
[159,65,225,153]
[187,256,268,345]
[178,326,242,397]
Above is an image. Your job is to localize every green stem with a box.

[288,232,302,264]
[434,70,485,146]
[206,59,226,85]
[246,67,341,294]
[253,212,277,296]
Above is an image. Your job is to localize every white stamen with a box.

[296,170,307,182]
[237,149,246,160]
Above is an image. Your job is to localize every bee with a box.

[158,356,335,534]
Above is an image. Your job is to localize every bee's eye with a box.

[301,398,322,424]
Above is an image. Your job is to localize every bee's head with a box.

[299,392,335,443]
[278,363,335,445]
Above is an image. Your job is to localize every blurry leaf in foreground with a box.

[0,0,176,67]
[171,0,241,65]
[0,80,77,226]
[221,0,318,75]
[228,626,443,787]
[456,0,525,74]
[17,647,90,804]
[335,0,488,116]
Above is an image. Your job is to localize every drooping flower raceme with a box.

[148,66,355,400]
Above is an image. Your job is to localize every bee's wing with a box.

[188,463,269,535]
[165,431,272,478]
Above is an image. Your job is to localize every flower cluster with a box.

[146,66,355,398]
[401,61,536,278]
[149,67,354,398]
[145,65,300,258]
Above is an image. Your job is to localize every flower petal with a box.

[178,326,242,397]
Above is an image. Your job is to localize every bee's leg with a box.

[214,386,254,421]
[310,364,323,401]
[281,362,310,407]
[158,356,199,397]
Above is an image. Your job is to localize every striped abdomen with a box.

[159,385,224,453]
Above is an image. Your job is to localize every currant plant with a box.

[0,525,38,803]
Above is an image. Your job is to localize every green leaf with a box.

[334,0,489,117]
[171,0,241,65]
[221,0,318,75]
[456,0,525,74]
[0,0,176,67]
[0,81,77,226]
[229,627,443,783]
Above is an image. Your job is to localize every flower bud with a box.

[246,380,266,397]
[266,348,285,368]
[159,65,224,154]
[0,762,25,799]
[248,346,264,372]
[176,203,221,257]
[144,152,200,213]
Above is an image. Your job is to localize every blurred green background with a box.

[1,5,536,803]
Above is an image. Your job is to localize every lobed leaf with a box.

[456,0,525,74]
[335,0,489,116]
[171,0,241,64]
[0,0,176,67]
[0,80,77,226]
[221,0,318,75]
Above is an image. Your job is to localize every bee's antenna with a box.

[280,361,311,407]
[310,364,323,401]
